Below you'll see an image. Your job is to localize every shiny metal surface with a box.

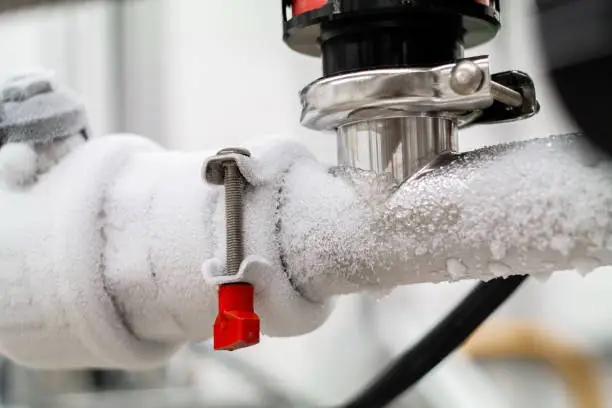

[450,60,485,95]
[300,56,493,131]
[457,110,484,128]
[491,82,524,107]
[337,116,457,183]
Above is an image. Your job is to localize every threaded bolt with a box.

[217,147,251,275]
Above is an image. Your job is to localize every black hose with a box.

[341,275,528,408]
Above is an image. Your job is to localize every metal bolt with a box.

[450,60,484,95]
[490,82,524,108]
[216,147,251,275]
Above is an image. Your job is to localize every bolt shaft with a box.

[491,82,523,107]
[223,163,245,275]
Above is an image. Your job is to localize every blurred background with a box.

[1,0,611,407]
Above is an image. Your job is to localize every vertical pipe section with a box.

[337,116,458,183]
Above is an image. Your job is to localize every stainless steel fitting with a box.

[337,116,457,183]
[299,56,534,182]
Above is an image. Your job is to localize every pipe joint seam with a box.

[203,137,333,337]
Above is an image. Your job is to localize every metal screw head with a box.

[216,147,251,157]
[450,60,484,95]
[204,147,252,185]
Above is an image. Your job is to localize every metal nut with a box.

[203,147,251,186]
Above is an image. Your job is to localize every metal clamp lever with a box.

[204,147,260,351]
[473,70,540,126]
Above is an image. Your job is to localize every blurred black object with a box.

[536,0,612,155]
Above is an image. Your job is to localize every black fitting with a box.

[283,0,501,77]
[320,13,464,76]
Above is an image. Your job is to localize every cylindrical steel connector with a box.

[337,116,458,183]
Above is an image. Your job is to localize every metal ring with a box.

[300,56,495,131]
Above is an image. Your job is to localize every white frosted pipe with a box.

[1,132,611,369]
[281,134,612,301]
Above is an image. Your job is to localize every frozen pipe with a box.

[0,132,611,370]
[282,133,612,302]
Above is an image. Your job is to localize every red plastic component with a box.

[292,0,327,16]
[213,283,260,351]
[291,0,490,16]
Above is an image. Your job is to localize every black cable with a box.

[0,358,8,405]
[341,275,528,408]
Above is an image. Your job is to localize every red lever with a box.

[214,283,260,351]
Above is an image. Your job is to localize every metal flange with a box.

[299,56,539,131]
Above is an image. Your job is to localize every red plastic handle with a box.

[213,283,260,351]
